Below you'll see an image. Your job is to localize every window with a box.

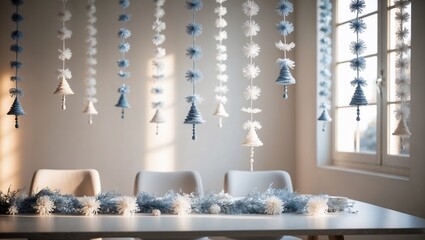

[326,0,411,174]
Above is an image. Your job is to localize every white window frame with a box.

[329,0,410,176]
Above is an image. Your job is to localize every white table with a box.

[0,201,424,239]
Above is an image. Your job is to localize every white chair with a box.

[30,169,101,196]
[134,170,204,196]
[134,170,208,240]
[224,170,301,240]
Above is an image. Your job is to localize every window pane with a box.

[362,15,378,56]
[337,0,378,24]
[388,103,410,155]
[336,56,377,106]
[388,51,411,102]
[336,23,353,61]
[336,105,377,153]
[388,5,411,49]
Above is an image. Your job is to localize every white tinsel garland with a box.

[34,195,55,216]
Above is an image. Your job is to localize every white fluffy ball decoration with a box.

[209,204,221,214]
[34,196,55,215]
[79,196,100,216]
[172,195,192,215]
[152,209,161,216]
[264,196,283,215]
[7,204,18,215]
[306,196,329,216]
[116,196,139,216]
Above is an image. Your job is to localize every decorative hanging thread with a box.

[241,0,262,171]
[392,0,411,150]
[213,0,229,127]
[54,0,74,110]
[348,0,368,121]
[115,0,131,119]
[275,0,295,99]
[317,0,333,131]
[83,0,98,125]
[150,0,167,135]
[184,0,205,140]
[7,0,26,128]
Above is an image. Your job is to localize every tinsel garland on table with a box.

[0,188,354,216]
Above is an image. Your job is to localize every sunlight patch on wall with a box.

[0,73,22,191]
[144,54,176,171]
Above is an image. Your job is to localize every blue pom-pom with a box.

[276,20,294,36]
[11,30,23,40]
[349,18,366,33]
[118,42,130,53]
[185,0,203,11]
[350,40,366,55]
[10,76,22,82]
[276,0,293,17]
[10,60,22,69]
[119,0,130,8]
[118,14,131,22]
[349,57,366,71]
[350,76,367,87]
[185,69,202,83]
[11,0,24,6]
[9,87,24,97]
[186,45,202,60]
[118,28,131,39]
[11,13,23,22]
[10,44,23,53]
[186,22,202,37]
[117,59,130,68]
[117,70,131,78]
[349,0,366,13]
[117,85,130,94]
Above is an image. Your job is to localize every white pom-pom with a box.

[216,18,227,28]
[155,47,166,58]
[152,209,161,216]
[217,63,227,72]
[58,9,72,21]
[116,196,139,216]
[217,74,228,82]
[155,8,165,18]
[215,85,229,94]
[306,196,329,216]
[79,196,100,216]
[275,41,295,51]
[58,48,72,61]
[7,204,18,215]
[58,27,72,40]
[153,34,166,46]
[153,20,166,32]
[215,30,228,41]
[242,0,260,17]
[57,68,72,80]
[243,42,260,58]
[242,63,260,79]
[265,196,283,215]
[241,107,262,114]
[209,204,221,214]
[243,120,262,130]
[172,195,192,215]
[244,85,261,100]
[243,20,260,37]
[34,196,55,215]
[215,6,227,16]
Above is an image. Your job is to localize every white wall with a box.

[0,0,296,195]
[295,1,425,239]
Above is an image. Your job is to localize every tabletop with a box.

[1,200,425,239]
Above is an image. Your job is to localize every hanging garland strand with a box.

[348,0,368,121]
[115,0,131,119]
[83,0,98,124]
[275,0,295,100]
[183,0,205,140]
[241,0,262,171]
[317,0,333,131]
[149,0,167,135]
[7,0,26,129]
[212,0,229,128]
[392,0,411,150]
[54,0,74,110]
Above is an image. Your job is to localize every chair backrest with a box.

[224,170,293,197]
[29,169,101,197]
[134,170,204,197]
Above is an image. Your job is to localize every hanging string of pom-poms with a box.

[212,0,229,128]
[392,0,411,150]
[7,0,26,129]
[83,0,98,124]
[184,0,205,140]
[54,0,74,110]
[241,0,262,171]
[115,0,131,119]
[275,0,295,99]
[150,0,167,135]
[348,0,368,121]
[317,0,333,131]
